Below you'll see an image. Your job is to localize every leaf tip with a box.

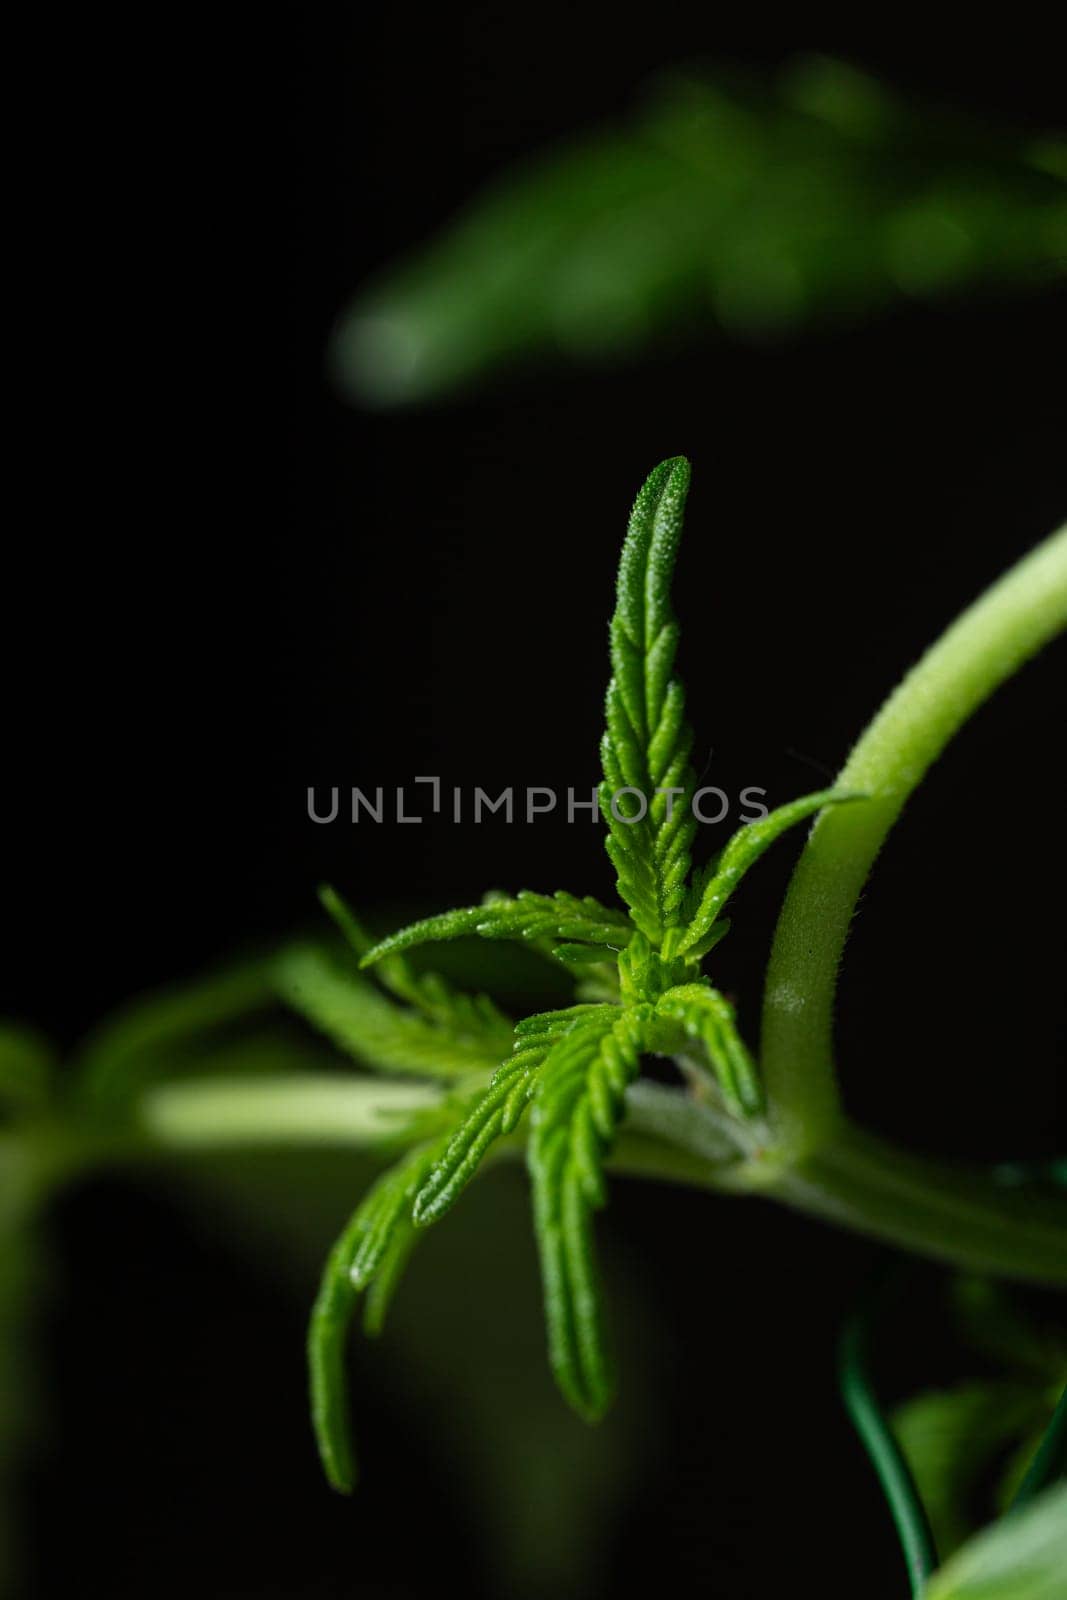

[324,1455,357,1495]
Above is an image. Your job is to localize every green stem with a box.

[14,1072,1065,1284]
[770,1125,1067,1284]
[761,523,1067,1158]
[139,1074,441,1147]
[623,1090,1067,1285]
[839,1271,939,1596]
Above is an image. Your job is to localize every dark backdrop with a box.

[8,9,1065,1597]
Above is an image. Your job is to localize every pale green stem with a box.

[53,1073,1060,1286]
[625,1090,1067,1284]
[761,523,1067,1159]
[139,1074,441,1148]
[768,1126,1067,1284]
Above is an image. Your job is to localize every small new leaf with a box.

[414,1007,617,1226]
[360,891,632,969]
[309,1140,446,1492]
[320,884,512,1041]
[657,982,762,1117]
[601,458,697,945]
[674,788,857,957]
[276,944,510,1080]
[529,1007,647,1419]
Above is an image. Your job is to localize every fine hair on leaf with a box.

[293,455,857,1483]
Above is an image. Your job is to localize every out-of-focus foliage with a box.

[0,1212,36,1595]
[1,939,635,1593]
[0,1024,54,1118]
[173,1146,655,1599]
[277,941,512,1081]
[75,963,281,1108]
[894,1383,1054,1557]
[893,1279,1067,1559]
[2,1061,57,1597]
[923,1481,1067,1600]
[334,55,1067,406]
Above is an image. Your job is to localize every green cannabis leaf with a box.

[359,890,631,967]
[600,456,696,945]
[308,1139,449,1492]
[293,455,854,1489]
[922,1482,1067,1600]
[892,1278,1067,1558]
[335,56,1066,405]
[527,1006,646,1420]
[0,1025,53,1118]
[276,944,512,1081]
[895,1383,1059,1559]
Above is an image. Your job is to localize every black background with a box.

[7,9,1065,1597]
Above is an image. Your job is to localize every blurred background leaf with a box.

[0,931,653,1595]
[0,1141,53,1599]
[923,1481,1067,1600]
[0,1025,54,1120]
[893,1277,1067,1560]
[168,1146,657,1598]
[74,964,281,1109]
[893,1382,1054,1558]
[333,55,1065,407]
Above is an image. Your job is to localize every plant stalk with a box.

[39,1073,1059,1286]
[760,523,1067,1158]
[769,1125,1067,1284]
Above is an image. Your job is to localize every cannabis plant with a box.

[3,457,1065,1597]
[290,456,852,1485]
[270,456,1067,1596]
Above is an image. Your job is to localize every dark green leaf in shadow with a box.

[334,56,1066,406]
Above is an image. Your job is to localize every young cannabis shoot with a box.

[293,457,852,1491]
